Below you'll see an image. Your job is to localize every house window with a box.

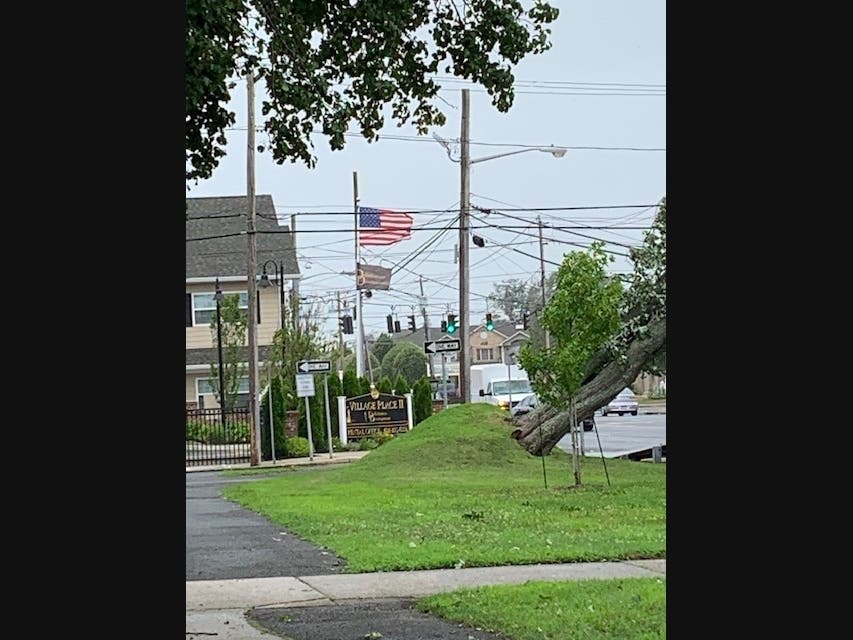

[476,348,494,361]
[192,292,249,326]
[196,377,250,406]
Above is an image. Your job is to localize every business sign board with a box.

[345,391,409,440]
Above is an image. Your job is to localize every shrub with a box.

[359,438,379,450]
[285,436,311,458]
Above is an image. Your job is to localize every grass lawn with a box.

[417,577,666,640]
[222,403,666,573]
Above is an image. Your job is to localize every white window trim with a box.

[191,291,249,327]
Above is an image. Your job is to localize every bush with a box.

[358,438,380,450]
[285,436,311,458]
[372,430,396,446]
[186,419,250,444]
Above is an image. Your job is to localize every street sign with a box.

[295,373,315,397]
[297,360,332,373]
[424,339,461,354]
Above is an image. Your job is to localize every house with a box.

[186,195,300,408]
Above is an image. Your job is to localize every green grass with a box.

[417,577,666,640]
[222,403,666,573]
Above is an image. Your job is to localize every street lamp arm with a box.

[470,146,567,165]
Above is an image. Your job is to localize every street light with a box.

[435,91,566,404]
[259,260,286,353]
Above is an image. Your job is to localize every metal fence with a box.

[185,407,252,467]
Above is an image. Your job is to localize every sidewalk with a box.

[186,449,370,473]
[186,559,666,638]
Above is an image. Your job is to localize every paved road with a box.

[557,412,666,458]
[186,471,346,581]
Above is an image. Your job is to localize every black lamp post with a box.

[214,278,227,425]
[259,260,286,354]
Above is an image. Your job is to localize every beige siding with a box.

[470,328,506,364]
[186,281,283,349]
[186,371,223,408]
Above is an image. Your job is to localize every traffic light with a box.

[341,315,354,334]
[472,234,485,248]
[394,319,401,333]
[485,313,494,331]
[446,314,457,334]
[441,320,447,333]
[386,314,394,334]
[407,315,416,332]
[522,311,530,330]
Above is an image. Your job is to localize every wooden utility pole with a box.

[458,88,470,403]
[246,70,261,466]
[538,215,550,350]
[419,275,433,379]
[337,289,344,377]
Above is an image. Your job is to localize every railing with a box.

[185,407,252,467]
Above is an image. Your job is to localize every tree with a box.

[381,342,428,386]
[186,0,560,182]
[209,293,248,410]
[371,333,395,365]
[412,377,434,425]
[376,376,394,394]
[518,243,622,485]
[343,352,382,381]
[393,374,410,396]
[512,197,667,457]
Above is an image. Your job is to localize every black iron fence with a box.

[186,407,252,467]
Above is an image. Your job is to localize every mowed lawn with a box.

[222,403,666,573]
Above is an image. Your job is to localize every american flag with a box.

[358,207,414,246]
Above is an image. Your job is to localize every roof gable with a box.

[186,195,300,279]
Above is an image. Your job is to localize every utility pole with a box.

[290,214,299,333]
[337,290,344,377]
[419,275,433,379]
[538,215,550,350]
[353,171,364,379]
[458,88,471,404]
[246,70,261,466]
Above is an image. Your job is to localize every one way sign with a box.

[297,360,332,373]
[424,340,461,354]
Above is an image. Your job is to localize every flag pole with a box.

[353,171,364,379]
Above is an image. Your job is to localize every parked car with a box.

[600,388,639,416]
[510,392,538,417]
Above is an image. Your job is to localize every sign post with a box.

[323,373,334,459]
[295,373,316,460]
[424,341,460,408]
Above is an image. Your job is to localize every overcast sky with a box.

[186,0,666,341]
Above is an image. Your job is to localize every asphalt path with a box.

[186,471,345,581]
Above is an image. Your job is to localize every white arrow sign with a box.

[297,360,332,373]
[424,340,461,354]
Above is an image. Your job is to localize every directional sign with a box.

[297,360,332,373]
[295,373,315,398]
[424,339,461,354]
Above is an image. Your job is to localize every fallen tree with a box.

[512,197,666,456]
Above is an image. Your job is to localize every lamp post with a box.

[435,90,566,404]
[214,278,227,428]
[259,260,286,359]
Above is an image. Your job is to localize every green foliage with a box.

[519,243,622,409]
[488,274,556,329]
[412,376,434,425]
[393,373,410,396]
[359,376,372,395]
[186,419,250,445]
[186,0,560,182]
[381,342,428,386]
[358,438,379,451]
[208,292,248,410]
[285,436,310,458]
[223,403,665,573]
[342,369,360,398]
[260,376,290,460]
[418,578,666,640]
[376,376,393,394]
[371,333,395,364]
[344,352,382,380]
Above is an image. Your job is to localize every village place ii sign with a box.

[345,391,410,440]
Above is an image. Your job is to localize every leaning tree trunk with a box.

[512,314,666,455]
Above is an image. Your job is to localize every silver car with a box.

[601,388,639,416]
[510,393,538,417]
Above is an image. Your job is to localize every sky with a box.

[186,0,666,343]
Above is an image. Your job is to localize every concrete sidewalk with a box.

[187,559,666,639]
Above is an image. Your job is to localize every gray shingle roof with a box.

[186,345,274,367]
[186,195,300,279]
